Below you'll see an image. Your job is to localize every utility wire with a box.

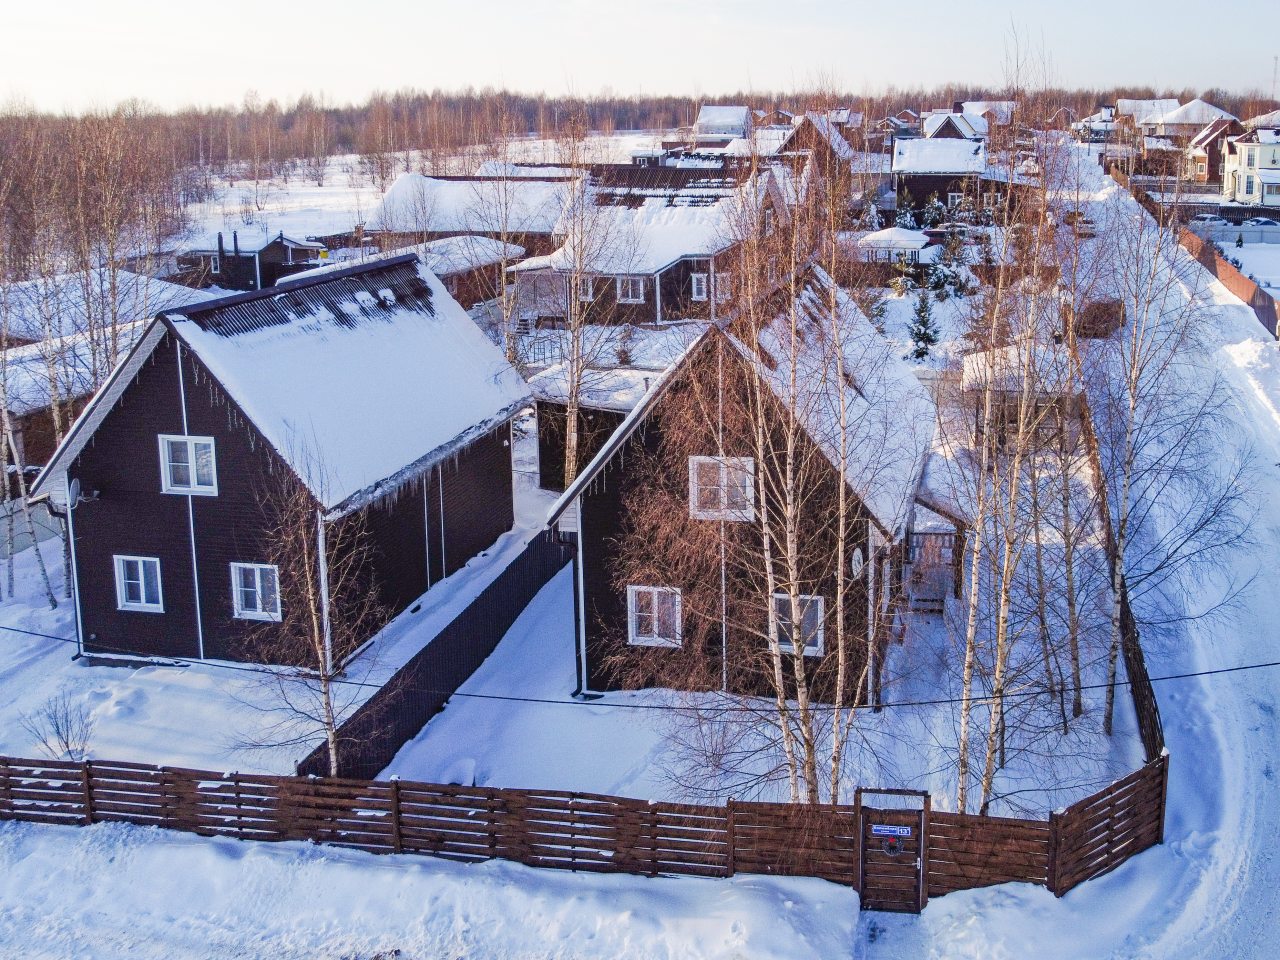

[5,621,1280,715]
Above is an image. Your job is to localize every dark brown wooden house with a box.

[176,231,328,291]
[31,255,531,664]
[545,269,934,699]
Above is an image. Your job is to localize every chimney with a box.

[953,101,964,114]
[216,232,225,260]
[233,231,240,257]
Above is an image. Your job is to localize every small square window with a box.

[772,593,824,656]
[160,435,217,495]
[627,585,681,647]
[230,563,282,621]
[689,456,755,521]
[114,556,163,613]
[690,273,708,302]
[617,276,645,304]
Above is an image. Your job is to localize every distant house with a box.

[754,108,796,128]
[368,173,572,257]
[1072,106,1116,142]
[2,270,216,471]
[545,267,933,697]
[694,105,753,146]
[961,101,1016,127]
[509,165,786,328]
[175,231,327,291]
[1222,128,1280,207]
[1139,99,1237,144]
[922,110,989,141]
[778,112,857,176]
[848,227,939,265]
[1185,117,1245,184]
[891,138,994,213]
[31,256,530,664]
[1114,98,1181,135]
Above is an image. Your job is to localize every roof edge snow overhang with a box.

[545,329,713,527]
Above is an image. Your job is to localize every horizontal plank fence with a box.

[298,530,575,780]
[0,752,1167,904]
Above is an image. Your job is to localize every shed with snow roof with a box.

[31,255,532,665]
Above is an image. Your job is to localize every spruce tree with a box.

[908,290,939,360]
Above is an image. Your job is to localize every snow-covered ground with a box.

[1228,241,1280,290]
[0,819,853,960]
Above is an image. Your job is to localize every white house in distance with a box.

[693,105,753,146]
[1222,128,1280,208]
[1138,99,1236,143]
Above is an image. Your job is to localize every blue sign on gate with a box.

[871,824,913,838]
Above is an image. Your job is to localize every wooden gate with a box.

[856,788,929,913]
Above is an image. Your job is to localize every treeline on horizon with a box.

[4,83,1279,174]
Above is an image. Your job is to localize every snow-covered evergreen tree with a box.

[907,290,938,360]
[861,201,883,230]
[920,194,947,228]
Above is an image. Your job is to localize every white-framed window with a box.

[230,563,281,621]
[114,555,163,613]
[772,593,824,656]
[159,435,217,496]
[1247,147,1258,168]
[690,272,708,301]
[713,272,731,304]
[1196,162,1207,175]
[210,254,221,275]
[689,456,755,521]
[577,276,595,301]
[626,585,682,647]
[762,207,775,235]
[948,192,965,208]
[616,276,645,304]
[1246,175,1256,195]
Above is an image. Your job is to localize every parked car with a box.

[1189,214,1229,227]
[1243,217,1280,227]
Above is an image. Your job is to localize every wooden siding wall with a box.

[535,401,626,493]
[0,752,1167,901]
[295,530,574,779]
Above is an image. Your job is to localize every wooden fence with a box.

[297,530,575,779]
[0,752,1167,902]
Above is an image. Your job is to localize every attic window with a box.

[159,435,217,496]
[210,255,221,275]
[689,456,755,521]
[690,273,708,302]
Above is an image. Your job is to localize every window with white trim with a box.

[616,276,645,304]
[1246,175,1256,195]
[577,276,595,301]
[114,556,163,613]
[627,585,682,647]
[772,593,824,656]
[230,563,281,621]
[690,272,708,301]
[948,192,965,208]
[689,456,755,521]
[159,435,217,495]
[210,254,221,275]
[713,272,731,304]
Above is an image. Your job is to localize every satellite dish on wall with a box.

[68,478,81,505]
[851,547,865,578]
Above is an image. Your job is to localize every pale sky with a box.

[4,0,1277,112]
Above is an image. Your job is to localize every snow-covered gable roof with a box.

[275,235,527,285]
[370,174,571,235]
[922,112,988,140]
[2,269,216,343]
[509,169,763,276]
[824,108,864,128]
[1115,98,1180,122]
[892,138,986,174]
[961,101,1016,125]
[1245,110,1280,130]
[961,338,1077,394]
[1146,98,1236,128]
[731,267,934,538]
[1188,117,1240,151]
[1,320,147,417]
[33,257,531,516]
[185,231,324,255]
[787,113,856,161]
[695,105,751,140]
